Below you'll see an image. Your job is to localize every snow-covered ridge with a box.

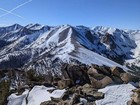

[0,24,140,74]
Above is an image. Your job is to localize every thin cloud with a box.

[0,0,32,19]
[0,8,25,19]
[11,0,32,12]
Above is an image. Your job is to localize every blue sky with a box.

[0,0,140,29]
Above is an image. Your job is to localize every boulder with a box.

[132,88,140,93]
[91,91,104,100]
[127,99,137,105]
[88,67,98,76]
[111,75,123,84]
[92,73,105,80]
[93,92,104,100]
[100,76,113,88]
[51,97,61,103]
[120,73,138,83]
[88,67,105,80]
[85,89,104,98]
[90,76,113,89]
[61,63,70,79]
[69,93,80,105]
[90,77,102,89]
[93,65,111,76]
[57,79,74,89]
[68,85,82,95]
[82,83,93,89]
[131,89,140,105]
[81,84,97,95]
[111,66,125,77]
[60,91,70,101]
[85,91,104,102]
[63,64,91,85]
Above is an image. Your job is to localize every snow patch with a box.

[7,86,66,105]
[96,83,136,105]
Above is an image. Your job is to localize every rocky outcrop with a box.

[27,64,138,89]
[39,64,140,105]
[102,33,116,50]
[120,73,138,83]
[128,89,140,105]
[89,64,139,87]
[111,66,125,77]
[40,84,104,105]
[61,64,91,85]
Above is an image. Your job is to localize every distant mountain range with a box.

[0,24,140,75]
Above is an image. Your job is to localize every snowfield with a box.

[96,83,136,105]
[7,90,29,105]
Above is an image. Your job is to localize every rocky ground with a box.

[0,64,140,105]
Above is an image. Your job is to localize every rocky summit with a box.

[0,63,139,105]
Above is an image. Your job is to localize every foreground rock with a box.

[89,64,139,86]
[6,64,140,105]
[57,79,74,89]
[61,64,91,85]
[120,73,138,83]
[40,84,104,105]
[128,88,140,105]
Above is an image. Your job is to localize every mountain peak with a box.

[9,23,23,29]
[25,23,43,30]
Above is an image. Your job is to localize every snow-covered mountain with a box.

[0,24,140,75]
